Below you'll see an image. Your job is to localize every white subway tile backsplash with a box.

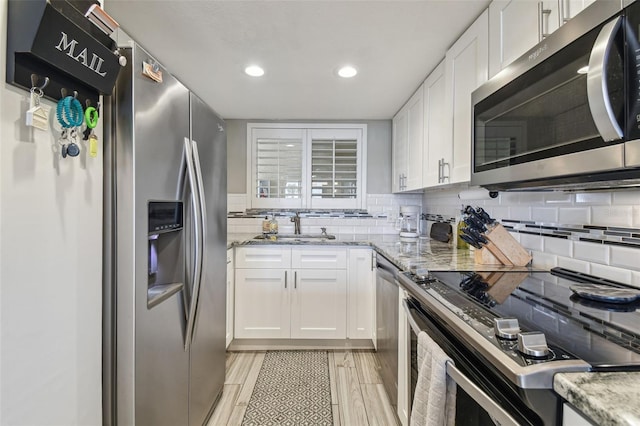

[591,206,634,227]
[520,233,544,251]
[544,193,572,204]
[631,271,640,289]
[633,206,640,228]
[508,206,532,221]
[558,207,590,224]
[557,257,590,272]
[531,207,558,223]
[531,251,558,269]
[612,190,640,205]
[590,264,632,285]
[574,241,609,264]
[543,236,573,258]
[610,245,640,272]
[575,192,612,205]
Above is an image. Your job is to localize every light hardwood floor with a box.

[207,350,400,426]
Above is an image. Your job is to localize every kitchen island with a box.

[226,233,640,426]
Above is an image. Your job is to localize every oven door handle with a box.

[445,362,519,426]
[402,299,520,426]
[587,15,623,142]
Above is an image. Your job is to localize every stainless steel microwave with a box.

[471,0,640,190]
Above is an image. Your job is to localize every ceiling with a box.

[104,0,491,120]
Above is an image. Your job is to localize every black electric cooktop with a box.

[409,267,640,371]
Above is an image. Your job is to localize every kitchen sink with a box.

[253,233,336,241]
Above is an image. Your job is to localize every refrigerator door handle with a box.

[187,139,207,345]
[182,137,203,352]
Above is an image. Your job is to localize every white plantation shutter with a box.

[248,125,366,209]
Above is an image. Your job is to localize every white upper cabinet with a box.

[392,103,409,193]
[422,61,450,188]
[445,9,489,184]
[405,87,425,191]
[393,85,425,193]
[562,0,597,22]
[489,0,559,78]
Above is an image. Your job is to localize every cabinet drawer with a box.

[235,247,292,269]
[291,247,347,269]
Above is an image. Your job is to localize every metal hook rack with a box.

[30,74,50,91]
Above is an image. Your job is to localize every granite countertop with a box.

[555,372,640,425]
[227,233,533,273]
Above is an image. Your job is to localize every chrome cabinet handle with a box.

[587,16,623,142]
[438,158,450,183]
[538,2,552,41]
[294,271,297,289]
[285,270,288,289]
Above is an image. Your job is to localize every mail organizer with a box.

[459,206,532,267]
[6,0,123,107]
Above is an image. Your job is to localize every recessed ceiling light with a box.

[245,65,264,77]
[338,66,357,78]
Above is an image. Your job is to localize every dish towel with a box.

[410,331,456,426]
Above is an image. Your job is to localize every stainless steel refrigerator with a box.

[103,41,226,426]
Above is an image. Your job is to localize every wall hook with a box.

[73,90,78,99]
[61,88,67,98]
[30,74,49,91]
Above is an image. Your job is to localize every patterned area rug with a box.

[242,350,333,426]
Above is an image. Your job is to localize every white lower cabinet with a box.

[235,268,291,338]
[562,403,594,425]
[397,288,410,426]
[226,248,235,348]
[234,246,373,341]
[291,269,347,339]
[347,248,375,340]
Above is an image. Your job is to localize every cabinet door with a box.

[406,86,424,191]
[392,105,409,193]
[347,248,375,340]
[234,269,290,338]
[226,249,234,348]
[562,0,597,22]
[422,61,450,187]
[290,269,347,339]
[489,0,560,78]
[446,9,489,184]
[292,247,347,269]
[235,246,291,269]
[397,289,410,426]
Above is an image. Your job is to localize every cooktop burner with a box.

[400,267,640,387]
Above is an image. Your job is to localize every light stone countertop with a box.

[227,233,533,273]
[554,372,640,425]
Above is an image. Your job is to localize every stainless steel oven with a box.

[472,0,640,190]
[402,295,554,425]
[398,267,640,425]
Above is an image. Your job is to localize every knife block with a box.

[474,224,532,267]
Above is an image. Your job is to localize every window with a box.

[247,124,367,209]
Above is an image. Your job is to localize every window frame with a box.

[246,123,367,210]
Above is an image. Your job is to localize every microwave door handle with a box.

[587,16,623,142]
[445,362,520,426]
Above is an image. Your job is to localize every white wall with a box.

[0,0,103,424]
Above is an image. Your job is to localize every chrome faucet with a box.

[291,212,301,234]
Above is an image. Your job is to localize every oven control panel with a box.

[413,276,578,367]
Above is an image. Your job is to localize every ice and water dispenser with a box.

[147,201,185,309]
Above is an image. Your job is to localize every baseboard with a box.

[228,338,375,351]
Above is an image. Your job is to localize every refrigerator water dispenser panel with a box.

[148,201,184,234]
[147,201,185,309]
